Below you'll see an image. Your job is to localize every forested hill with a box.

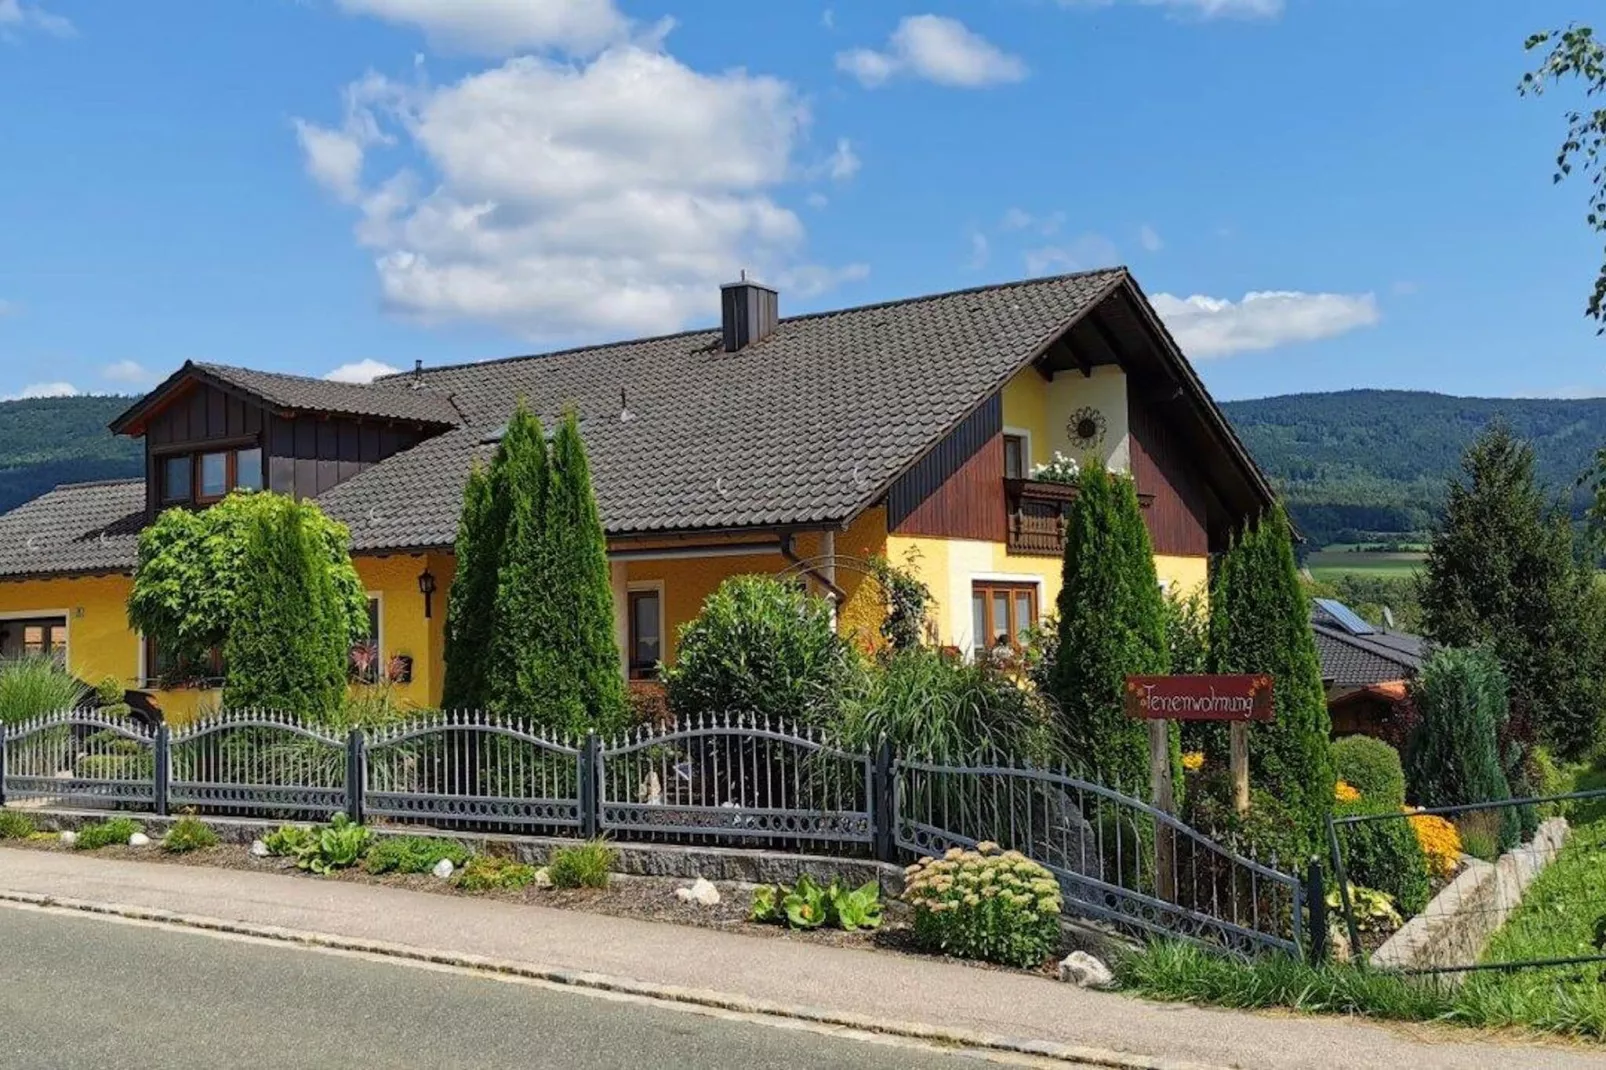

[1220,389,1606,545]
[0,395,142,515]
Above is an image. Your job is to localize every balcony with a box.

[1005,478,1153,556]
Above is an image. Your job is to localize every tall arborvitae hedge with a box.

[1050,464,1171,789]
[446,403,627,734]
[1208,506,1334,857]
[538,411,628,735]
[222,500,350,720]
[441,455,508,712]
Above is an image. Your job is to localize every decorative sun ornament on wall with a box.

[1067,407,1107,453]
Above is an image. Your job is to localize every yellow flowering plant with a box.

[1181,751,1206,773]
[1335,780,1362,804]
[902,841,1062,968]
[1404,809,1461,880]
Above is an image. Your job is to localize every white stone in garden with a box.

[532,867,553,890]
[127,832,150,847]
[1058,952,1114,988]
[689,877,721,907]
[675,887,694,903]
[59,831,76,846]
[431,858,455,880]
[249,839,270,858]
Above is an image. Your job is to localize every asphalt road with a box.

[0,906,1042,1070]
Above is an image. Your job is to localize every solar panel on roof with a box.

[1314,598,1377,636]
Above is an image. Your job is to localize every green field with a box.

[1305,549,1426,582]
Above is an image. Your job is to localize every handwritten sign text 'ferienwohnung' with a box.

[1123,675,1274,722]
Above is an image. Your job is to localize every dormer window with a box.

[158,446,265,507]
[161,455,192,504]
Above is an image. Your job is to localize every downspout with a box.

[779,532,848,604]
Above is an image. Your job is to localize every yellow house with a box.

[0,269,1275,721]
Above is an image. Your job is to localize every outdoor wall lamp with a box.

[418,568,437,619]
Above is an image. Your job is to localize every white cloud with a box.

[999,207,1063,236]
[326,359,403,384]
[101,360,156,385]
[0,0,74,39]
[1024,233,1119,275]
[1151,290,1380,358]
[298,44,860,339]
[5,381,78,400]
[826,138,860,181]
[821,8,834,29]
[965,230,990,271]
[1138,224,1164,252]
[333,0,630,56]
[1060,0,1282,20]
[838,15,1026,89]
[775,262,870,298]
[293,73,397,204]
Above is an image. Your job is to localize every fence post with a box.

[872,737,894,862]
[1305,859,1327,965]
[1325,814,1363,968]
[0,723,8,809]
[345,728,364,823]
[153,725,169,817]
[580,731,600,839]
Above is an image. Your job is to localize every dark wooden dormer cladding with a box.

[139,378,430,517]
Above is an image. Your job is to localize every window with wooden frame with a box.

[157,446,265,506]
[628,587,663,680]
[144,636,225,688]
[1003,433,1028,480]
[970,581,1038,655]
[160,454,192,504]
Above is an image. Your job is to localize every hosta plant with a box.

[1327,884,1403,933]
[263,824,315,857]
[294,814,372,875]
[903,842,1062,968]
[748,875,884,932]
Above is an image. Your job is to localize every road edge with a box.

[0,888,1219,1070]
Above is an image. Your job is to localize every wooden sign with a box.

[1123,675,1274,723]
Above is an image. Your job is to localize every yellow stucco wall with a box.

[0,575,138,693]
[352,552,451,712]
[1001,364,1130,474]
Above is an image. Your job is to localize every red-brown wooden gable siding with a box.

[889,430,1008,542]
[143,381,269,516]
[1129,394,1209,556]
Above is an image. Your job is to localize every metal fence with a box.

[1328,789,1606,980]
[1,707,1310,957]
[894,757,1306,956]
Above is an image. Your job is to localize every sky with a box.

[0,0,1602,404]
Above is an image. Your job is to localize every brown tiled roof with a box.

[0,479,145,579]
[1312,622,1425,688]
[326,269,1128,543]
[109,361,462,433]
[2,269,1274,573]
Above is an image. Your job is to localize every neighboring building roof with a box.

[109,360,462,434]
[1311,600,1426,689]
[3,268,1279,574]
[0,479,145,580]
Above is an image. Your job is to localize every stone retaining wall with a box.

[1371,817,1570,976]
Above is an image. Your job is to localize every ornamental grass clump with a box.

[162,816,219,854]
[74,817,141,851]
[903,842,1062,968]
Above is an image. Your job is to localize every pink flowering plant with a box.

[902,841,1063,968]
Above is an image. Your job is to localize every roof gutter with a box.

[780,533,848,603]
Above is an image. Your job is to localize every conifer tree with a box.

[1050,464,1170,788]
[1209,507,1334,857]
[484,403,553,720]
[222,501,350,720]
[441,456,507,711]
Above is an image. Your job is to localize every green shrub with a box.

[664,575,861,728]
[74,753,155,782]
[94,676,124,706]
[836,647,1061,764]
[363,836,472,875]
[0,810,36,840]
[163,816,219,853]
[74,817,141,850]
[293,814,371,874]
[546,839,614,889]
[1333,736,1407,807]
[0,656,89,725]
[222,497,354,721]
[453,855,538,892]
[902,842,1063,968]
[1333,800,1430,915]
[749,875,884,932]
[262,824,315,857]
[1404,648,1519,850]
[1326,883,1403,933]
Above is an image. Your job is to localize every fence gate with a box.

[596,714,874,851]
[168,710,349,818]
[364,710,583,834]
[893,757,1306,956]
[1,710,157,811]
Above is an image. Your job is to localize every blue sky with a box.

[0,0,1600,403]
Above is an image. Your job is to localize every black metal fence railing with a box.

[1,708,1307,957]
[1328,789,1606,979]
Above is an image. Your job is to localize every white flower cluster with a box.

[1029,452,1080,485]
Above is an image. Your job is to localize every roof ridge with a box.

[52,477,143,491]
[376,268,1130,381]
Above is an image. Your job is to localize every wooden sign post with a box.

[1125,675,1275,899]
